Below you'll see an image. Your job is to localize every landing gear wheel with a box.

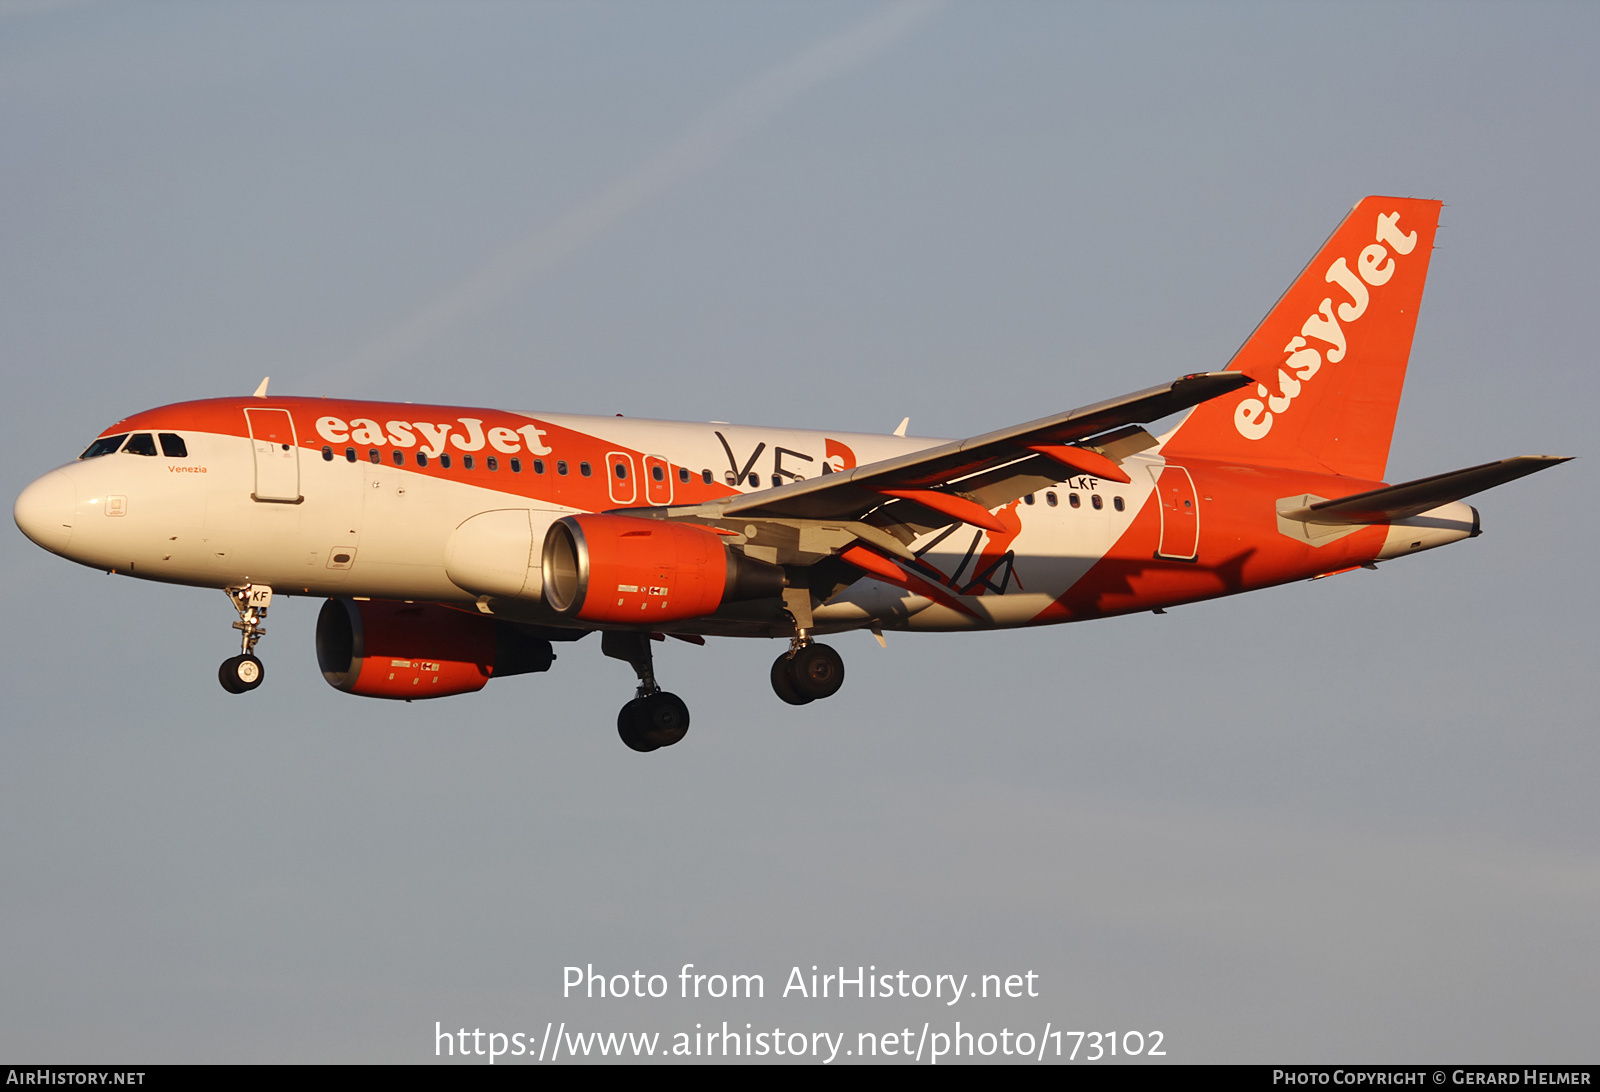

[787,643,844,701]
[636,692,690,747]
[771,653,813,706]
[617,692,690,752]
[617,700,659,752]
[219,654,265,694]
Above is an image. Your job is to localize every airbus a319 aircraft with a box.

[13,197,1568,751]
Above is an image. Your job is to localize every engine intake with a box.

[542,514,784,625]
[315,599,557,700]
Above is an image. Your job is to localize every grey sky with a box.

[1,1,1594,1063]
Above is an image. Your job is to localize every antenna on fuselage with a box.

[893,417,909,437]
[252,377,270,398]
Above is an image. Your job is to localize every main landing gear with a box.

[602,631,690,753]
[219,584,271,694]
[770,636,845,706]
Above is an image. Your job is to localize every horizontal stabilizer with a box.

[1281,456,1571,525]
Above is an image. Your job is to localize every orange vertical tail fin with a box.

[1162,196,1442,481]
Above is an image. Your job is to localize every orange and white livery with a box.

[13,197,1569,751]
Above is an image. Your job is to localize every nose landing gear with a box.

[219,584,271,694]
[602,631,690,752]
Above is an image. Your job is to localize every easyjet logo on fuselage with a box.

[1233,211,1418,440]
[314,415,553,459]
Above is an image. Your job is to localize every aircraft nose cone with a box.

[14,470,76,555]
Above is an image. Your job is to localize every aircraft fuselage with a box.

[15,395,1474,637]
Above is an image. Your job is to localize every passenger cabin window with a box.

[439,454,451,469]
[747,473,759,488]
[463,455,474,470]
[677,466,688,483]
[1069,493,1081,508]
[345,447,356,462]
[1092,494,1103,510]
[158,433,188,458]
[416,452,428,467]
[1114,496,1125,512]
[533,459,545,474]
[703,470,714,484]
[614,461,628,480]
[123,433,158,457]
[486,457,498,471]
[653,465,666,482]
[557,461,569,475]
[321,446,334,461]
[81,434,128,459]
[579,461,592,477]
[510,458,522,473]
[392,450,404,466]
[1023,493,1035,505]
[369,449,380,463]
[1046,491,1058,507]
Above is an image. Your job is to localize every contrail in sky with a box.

[324,1,943,390]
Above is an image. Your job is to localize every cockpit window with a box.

[158,433,188,458]
[80,434,128,459]
[122,433,159,456]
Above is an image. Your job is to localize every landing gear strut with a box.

[770,635,845,706]
[602,631,690,752]
[219,584,270,694]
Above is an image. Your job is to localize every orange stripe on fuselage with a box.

[100,397,742,510]
[1036,459,1390,623]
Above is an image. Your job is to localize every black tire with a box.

[617,700,660,752]
[219,654,264,694]
[788,643,844,700]
[771,653,813,705]
[637,692,690,748]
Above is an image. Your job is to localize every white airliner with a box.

[13,197,1567,751]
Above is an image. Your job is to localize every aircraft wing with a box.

[708,371,1250,527]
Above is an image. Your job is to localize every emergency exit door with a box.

[1150,464,1198,560]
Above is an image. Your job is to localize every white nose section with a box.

[14,470,76,555]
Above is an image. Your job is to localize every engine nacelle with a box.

[315,599,556,700]
[541,514,784,625]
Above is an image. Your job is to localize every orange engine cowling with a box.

[541,514,784,625]
[315,599,558,700]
